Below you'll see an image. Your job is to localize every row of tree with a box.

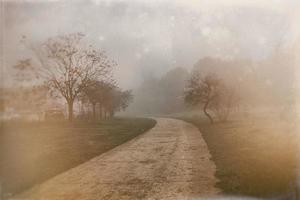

[78,80,132,120]
[10,33,132,121]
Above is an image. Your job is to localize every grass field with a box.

[180,115,299,198]
[0,117,156,197]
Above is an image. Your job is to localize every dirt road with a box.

[17,118,220,200]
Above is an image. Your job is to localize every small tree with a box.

[99,86,133,118]
[119,90,133,111]
[185,71,238,123]
[109,89,133,117]
[19,33,115,121]
[185,72,220,124]
[83,80,100,120]
[96,81,115,119]
[82,80,115,120]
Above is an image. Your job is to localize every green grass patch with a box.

[179,116,298,198]
[0,117,156,196]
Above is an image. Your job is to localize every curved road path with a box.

[17,118,220,200]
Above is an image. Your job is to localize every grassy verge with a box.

[0,117,156,196]
[180,116,299,198]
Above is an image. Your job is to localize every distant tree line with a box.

[129,54,296,124]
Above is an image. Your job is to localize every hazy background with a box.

[2,1,300,198]
[2,0,300,89]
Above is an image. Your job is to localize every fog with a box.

[2,0,300,90]
[2,0,300,118]
[2,1,300,199]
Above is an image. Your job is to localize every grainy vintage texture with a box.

[16,118,220,200]
[1,1,300,199]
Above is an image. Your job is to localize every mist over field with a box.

[1,1,300,199]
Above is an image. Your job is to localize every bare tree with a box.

[20,33,116,121]
[185,70,239,123]
[184,72,221,124]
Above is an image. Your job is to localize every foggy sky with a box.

[2,0,300,89]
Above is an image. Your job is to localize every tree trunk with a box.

[92,103,96,121]
[68,100,74,122]
[104,110,107,119]
[110,110,114,118]
[203,101,213,124]
[99,103,103,119]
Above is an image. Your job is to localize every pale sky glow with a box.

[2,0,300,88]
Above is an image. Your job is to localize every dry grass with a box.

[180,115,299,198]
[0,117,156,197]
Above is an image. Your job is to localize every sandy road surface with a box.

[16,118,220,200]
